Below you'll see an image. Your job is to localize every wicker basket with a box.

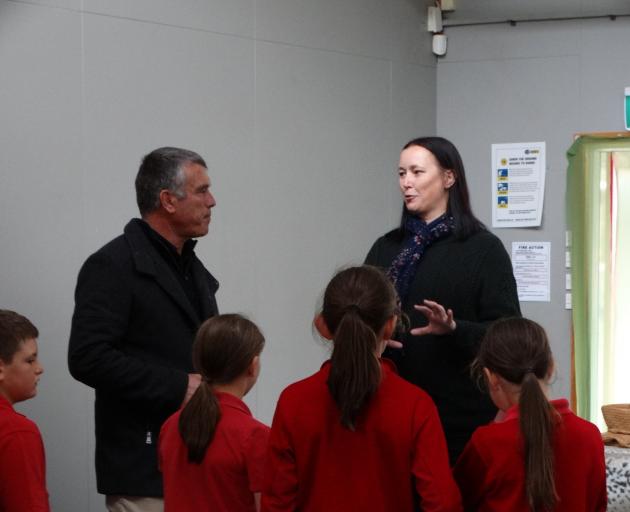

[601,404,630,448]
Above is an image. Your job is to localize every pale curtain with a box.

[566,136,630,426]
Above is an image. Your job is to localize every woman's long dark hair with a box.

[397,136,484,240]
[476,317,558,511]
[178,314,265,463]
[323,266,398,430]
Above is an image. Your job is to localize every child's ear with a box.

[247,355,260,378]
[314,314,333,340]
[242,356,261,397]
[483,368,500,389]
[381,314,397,341]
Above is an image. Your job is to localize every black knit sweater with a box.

[366,228,521,464]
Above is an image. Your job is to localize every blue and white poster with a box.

[491,142,546,228]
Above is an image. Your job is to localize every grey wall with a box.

[0,0,436,509]
[437,17,630,400]
[5,2,628,510]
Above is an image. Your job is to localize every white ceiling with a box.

[436,0,630,26]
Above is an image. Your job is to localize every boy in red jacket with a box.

[0,310,49,512]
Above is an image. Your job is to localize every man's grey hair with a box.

[135,147,207,216]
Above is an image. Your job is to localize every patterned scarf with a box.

[387,213,454,301]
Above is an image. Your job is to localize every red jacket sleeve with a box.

[452,434,489,512]
[411,398,463,512]
[0,429,50,512]
[261,393,299,512]
[246,422,271,493]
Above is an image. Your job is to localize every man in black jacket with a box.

[68,147,219,512]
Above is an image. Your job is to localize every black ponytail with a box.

[476,317,558,511]
[178,314,265,463]
[179,380,221,463]
[519,371,557,511]
[328,309,381,430]
[322,266,398,430]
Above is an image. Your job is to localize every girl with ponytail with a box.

[454,317,607,512]
[262,265,462,512]
[159,314,268,512]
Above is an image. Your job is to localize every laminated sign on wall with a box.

[511,241,551,302]
[491,142,546,228]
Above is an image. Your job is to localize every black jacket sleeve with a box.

[451,234,521,355]
[68,251,188,415]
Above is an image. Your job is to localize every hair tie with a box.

[524,367,535,375]
[344,304,361,315]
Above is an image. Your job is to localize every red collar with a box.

[0,395,15,412]
[320,358,398,374]
[214,391,252,416]
[501,398,571,423]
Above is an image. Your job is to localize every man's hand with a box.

[410,299,457,336]
[182,373,202,406]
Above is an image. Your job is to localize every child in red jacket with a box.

[159,314,269,512]
[0,309,49,512]
[454,317,607,512]
[262,265,462,512]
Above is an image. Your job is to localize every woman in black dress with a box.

[365,136,521,464]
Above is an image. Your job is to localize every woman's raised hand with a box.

[410,299,456,336]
